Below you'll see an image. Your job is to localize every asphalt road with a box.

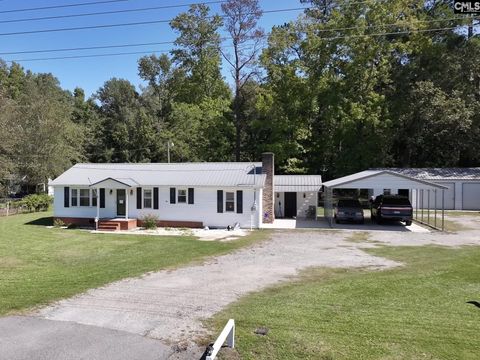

[0,316,172,360]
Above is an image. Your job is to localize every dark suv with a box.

[334,199,364,224]
[371,195,413,226]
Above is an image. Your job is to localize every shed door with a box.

[462,183,480,210]
[284,192,297,218]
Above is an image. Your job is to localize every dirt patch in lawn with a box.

[0,257,25,269]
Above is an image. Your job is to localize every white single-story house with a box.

[49,153,323,230]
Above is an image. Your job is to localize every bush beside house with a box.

[17,194,53,212]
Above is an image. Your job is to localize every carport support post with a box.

[442,190,445,231]
[427,190,430,225]
[415,189,419,221]
[421,189,424,223]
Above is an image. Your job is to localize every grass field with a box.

[210,246,480,359]
[0,211,267,316]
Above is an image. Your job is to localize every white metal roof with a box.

[374,168,480,181]
[323,170,448,190]
[274,175,322,192]
[49,163,266,188]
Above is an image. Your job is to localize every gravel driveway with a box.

[10,215,480,358]
[34,230,399,354]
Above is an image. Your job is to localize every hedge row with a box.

[10,194,53,212]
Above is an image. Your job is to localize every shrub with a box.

[141,214,158,230]
[20,194,53,212]
[54,218,66,228]
[9,200,23,209]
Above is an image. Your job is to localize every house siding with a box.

[274,191,318,219]
[53,186,261,229]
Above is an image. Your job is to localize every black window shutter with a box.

[137,187,142,209]
[170,188,176,204]
[237,190,243,214]
[100,188,105,208]
[64,187,70,208]
[217,190,223,213]
[154,187,159,209]
[188,188,194,204]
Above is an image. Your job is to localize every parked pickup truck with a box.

[370,195,413,226]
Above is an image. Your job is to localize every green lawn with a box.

[0,211,267,315]
[210,246,480,359]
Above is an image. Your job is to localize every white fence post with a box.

[206,319,235,360]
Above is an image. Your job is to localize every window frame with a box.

[143,188,153,209]
[79,189,90,207]
[225,191,235,212]
[177,189,187,204]
[71,188,78,207]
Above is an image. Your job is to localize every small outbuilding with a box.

[375,168,480,210]
[274,175,323,219]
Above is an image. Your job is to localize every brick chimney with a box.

[262,152,275,224]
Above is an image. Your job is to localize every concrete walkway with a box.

[262,217,429,232]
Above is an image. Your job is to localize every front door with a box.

[116,189,126,217]
[284,192,297,218]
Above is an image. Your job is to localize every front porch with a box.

[98,218,137,231]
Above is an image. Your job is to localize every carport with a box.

[322,170,449,231]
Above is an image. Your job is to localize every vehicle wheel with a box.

[335,219,340,224]
[405,220,412,226]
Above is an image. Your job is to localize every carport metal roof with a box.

[322,170,448,190]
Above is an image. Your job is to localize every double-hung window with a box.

[79,189,90,207]
[144,189,152,209]
[71,189,78,207]
[225,192,235,212]
[178,189,187,203]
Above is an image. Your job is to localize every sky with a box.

[0,0,305,96]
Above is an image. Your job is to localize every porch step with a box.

[97,218,137,231]
[100,221,122,226]
[98,224,119,231]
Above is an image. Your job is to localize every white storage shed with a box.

[376,168,480,210]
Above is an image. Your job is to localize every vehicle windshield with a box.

[383,196,411,205]
[337,199,361,207]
